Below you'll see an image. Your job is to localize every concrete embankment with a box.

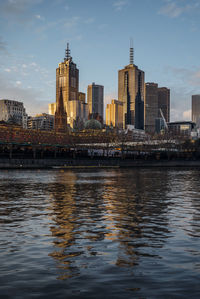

[0,158,200,169]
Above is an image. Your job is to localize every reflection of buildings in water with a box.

[172,170,200,238]
[102,169,172,268]
[47,171,80,280]
[47,170,108,280]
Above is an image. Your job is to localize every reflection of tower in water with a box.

[102,169,171,268]
[48,171,80,280]
[47,171,108,280]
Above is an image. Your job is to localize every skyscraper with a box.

[145,82,158,133]
[192,95,200,127]
[158,87,170,123]
[105,99,123,128]
[118,45,145,129]
[87,83,104,120]
[55,44,89,128]
[56,43,79,116]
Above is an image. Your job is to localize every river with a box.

[0,168,200,298]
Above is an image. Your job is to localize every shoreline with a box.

[1,158,200,169]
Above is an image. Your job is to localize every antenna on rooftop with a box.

[65,43,71,61]
[130,37,134,65]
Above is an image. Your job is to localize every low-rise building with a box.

[168,121,196,136]
[0,99,28,128]
[28,113,54,131]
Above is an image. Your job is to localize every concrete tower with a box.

[56,43,79,116]
[118,44,145,129]
[87,83,104,120]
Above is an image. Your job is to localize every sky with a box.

[0,0,200,120]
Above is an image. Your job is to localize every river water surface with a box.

[0,168,200,298]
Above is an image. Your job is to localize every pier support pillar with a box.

[9,145,12,159]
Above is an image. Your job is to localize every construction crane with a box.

[160,108,168,130]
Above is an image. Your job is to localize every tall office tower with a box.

[56,43,79,116]
[55,88,68,132]
[105,99,123,128]
[145,82,159,133]
[118,46,145,129]
[192,95,200,127]
[158,87,170,123]
[87,82,104,120]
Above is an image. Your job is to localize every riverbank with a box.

[0,158,200,169]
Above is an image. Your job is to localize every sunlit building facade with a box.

[0,99,28,128]
[48,103,56,115]
[28,113,54,131]
[55,44,88,128]
[56,44,79,115]
[106,99,123,128]
[118,47,145,129]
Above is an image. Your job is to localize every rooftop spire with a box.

[130,38,134,65]
[65,43,71,61]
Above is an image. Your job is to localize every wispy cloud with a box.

[164,65,200,121]
[35,14,45,21]
[169,66,200,86]
[113,0,128,11]
[183,109,191,120]
[0,72,48,116]
[63,16,80,29]
[158,0,199,18]
[0,0,43,16]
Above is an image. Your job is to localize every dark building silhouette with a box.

[55,87,68,132]
[87,83,104,121]
[135,72,144,130]
[145,83,158,133]
[192,95,200,127]
[158,87,170,123]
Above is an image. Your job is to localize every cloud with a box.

[162,66,200,121]
[35,14,45,21]
[0,73,48,115]
[168,66,200,87]
[158,1,199,18]
[15,80,22,86]
[183,109,191,120]
[113,0,128,11]
[63,16,80,29]
[0,0,43,15]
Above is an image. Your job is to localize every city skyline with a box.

[0,0,200,120]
